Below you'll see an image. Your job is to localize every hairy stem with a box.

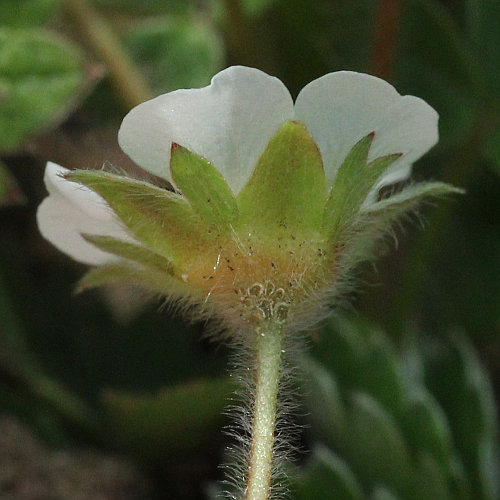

[246,319,285,500]
[63,0,153,109]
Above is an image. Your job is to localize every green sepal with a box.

[82,235,174,274]
[170,143,238,228]
[237,120,326,237]
[324,132,401,241]
[362,182,464,216]
[66,170,213,265]
[77,262,197,300]
[339,182,463,272]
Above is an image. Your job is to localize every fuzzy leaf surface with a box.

[363,182,464,215]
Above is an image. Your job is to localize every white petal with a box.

[118,66,294,194]
[37,162,132,266]
[294,71,438,189]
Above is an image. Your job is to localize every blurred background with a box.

[0,0,499,498]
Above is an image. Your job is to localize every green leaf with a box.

[477,434,500,500]
[293,445,364,500]
[314,318,368,390]
[317,319,403,414]
[302,359,347,450]
[101,377,233,458]
[324,133,400,240]
[237,120,326,238]
[426,337,499,499]
[66,169,213,266]
[411,453,452,500]
[356,329,405,415]
[0,27,85,151]
[0,0,59,27]
[126,15,223,94]
[170,144,238,228]
[346,393,411,496]
[82,235,173,274]
[399,391,454,475]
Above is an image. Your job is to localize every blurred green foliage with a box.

[0,27,86,151]
[125,15,223,94]
[292,319,499,499]
[0,0,60,27]
[0,0,499,498]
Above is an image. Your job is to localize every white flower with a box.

[38,66,438,268]
[118,66,438,195]
[37,162,133,265]
[36,64,450,331]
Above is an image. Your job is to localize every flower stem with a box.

[63,0,153,109]
[246,319,285,500]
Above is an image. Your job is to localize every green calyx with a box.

[68,123,460,325]
[65,169,216,267]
